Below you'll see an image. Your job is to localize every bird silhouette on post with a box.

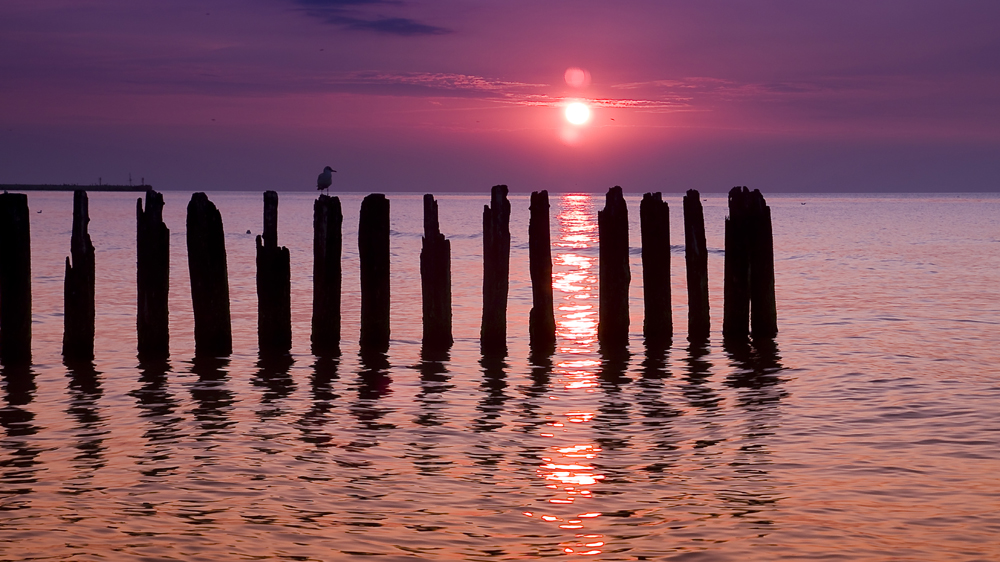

[317,166,336,192]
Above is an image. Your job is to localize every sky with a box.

[1,0,998,193]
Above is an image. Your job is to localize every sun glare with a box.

[565,102,590,125]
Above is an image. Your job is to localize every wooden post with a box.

[481,184,510,354]
[311,194,342,357]
[63,190,95,362]
[529,190,555,353]
[420,194,453,352]
[683,189,710,341]
[256,191,291,356]
[137,189,169,360]
[359,194,390,353]
[640,192,672,345]
[187,192,232,357]
[723,186,751,342]
[0,192,31,365]
[598,186,630,349]
[749,189,778,339]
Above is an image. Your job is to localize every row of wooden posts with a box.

[0,186,776,365]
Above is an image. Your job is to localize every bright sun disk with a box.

[565,102,590,125]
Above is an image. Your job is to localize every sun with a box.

[565,102,590,125]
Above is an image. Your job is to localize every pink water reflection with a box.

[527,193,609,556]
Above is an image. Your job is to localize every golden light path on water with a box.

[522,194,607,556]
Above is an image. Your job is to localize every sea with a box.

[1,191,998,561]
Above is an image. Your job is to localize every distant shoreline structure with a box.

[1,184,152,192]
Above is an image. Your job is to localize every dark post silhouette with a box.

[598,186,630,349]
[420,194,452,351]
[481,184,510,354]
[723,186,751,341]
[0,192,31,365]
[63,190,95,361]
[137,189,169,360]
[748,189,778,339]
[683,189,710,341]
[311,194,342,357]
[529,190,556,353]
[640,191,672,345]
[359,194,390,352]
[187,192,232,357]
[256,190,291,356]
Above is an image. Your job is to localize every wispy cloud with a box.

[292,0,451,36]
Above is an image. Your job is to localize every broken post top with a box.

[601,185,627,220]
[71,190,92,257]
[642,191,663,205]
[530,190,549,211]
[423,194,440,239]
[263,190,279,248]
[137,190,164,223]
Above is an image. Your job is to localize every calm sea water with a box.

[1,191,998,561]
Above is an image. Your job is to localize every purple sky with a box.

[1,0,998,192]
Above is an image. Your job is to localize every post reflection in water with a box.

[525,194,608,556]
[0,365,41,507]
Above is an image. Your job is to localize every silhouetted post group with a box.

[640,191,672,345]
[598,186,630,350]
[256,190,292,356]
[359,193,390,353]
[683,189,710,342]
[63,190,95,362]
[311,194,342,357]
[481,184,510,354]
[0,192,31,365]
[136,189,169,360]
[724,186,778,341]
[420,194,453,352]
[0,183,779,363]
[528,190,555,353]
[187,192,232,357]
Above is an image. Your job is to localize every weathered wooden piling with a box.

[640,192,672,345]
[311,194,342,357]
[136,190,169,360]
[256,191,291,356]
[481,185,510,354]
[528,190,555,353]
[723,186,751,341]
[598,186,630,349]
[63,190,95,361]
[683,189,710,341]
[187,192,232,357]
[723,186,778,341]
[748,189,778,339]
[420,194,453,351]
[0,193,32,365]
[359,194,390,352]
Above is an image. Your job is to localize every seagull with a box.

[317,166,336,191]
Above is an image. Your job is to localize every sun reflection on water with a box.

[525,193,608,556]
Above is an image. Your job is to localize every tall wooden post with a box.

[481,184,510,354]
[63,190,95,361]
[359,194,390,353]
[528,190,555,353]
[640,191,672,345]
[723,186,751,341]
[0,193,31,365]
[137,189,169,360]
[683,189,710,341]
[598,186,630,349]
[749,189,778,339]
[256,190,291,356]
[420,194,452,351]
[187,192,232,357]
[311,194,342,357]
